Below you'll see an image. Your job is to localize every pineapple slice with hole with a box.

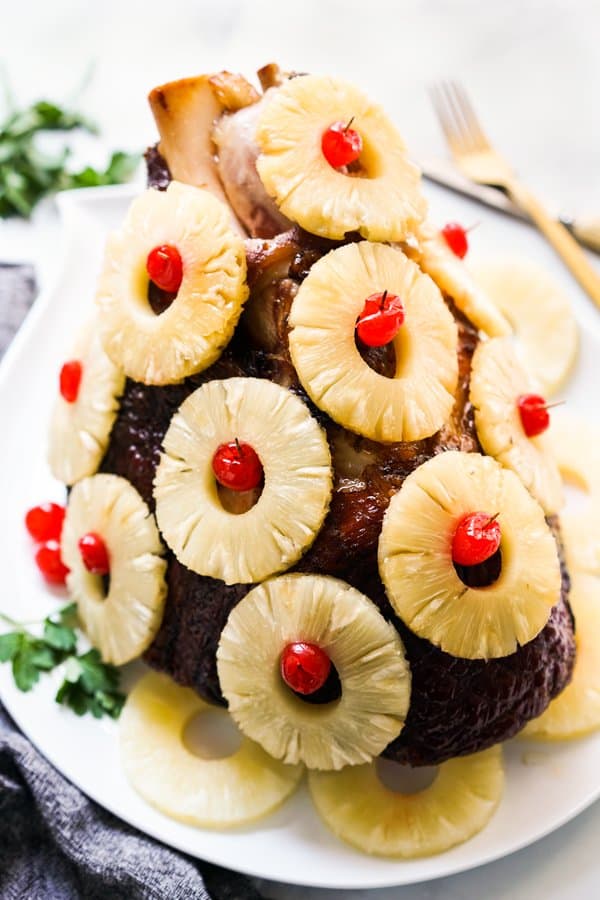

[217,574,411,770]
[546,413,600,577]
[255,74,426,241]
[96,182,248,385]
[154,378,332,585]
[378,450,561,659]
[309,745,503,857]
[546,413,600,496]
[288,241,458,442]
[409,222,511,338]
[61,474,167,665]
[470,337,563,514]
[522,574,600,740]
[48,318,125,486]
[471,259,578,396]
[561,509,600,578]
[121,671,303,828]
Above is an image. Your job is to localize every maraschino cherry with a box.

[441,222,469,259]
[212,439,263,492]
[35,541,70,586]
[59,360,83,403]
[25,502,66,542]
[452,512,501,567]
[356,290,405,347]
[146,244,183,294]
[517,394,551,438]
[321,118,363,169]
[78,532,110,576]
[280,642,332,695]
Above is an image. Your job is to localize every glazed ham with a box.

[101,73,575,766]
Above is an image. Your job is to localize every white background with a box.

[2,1,600,897]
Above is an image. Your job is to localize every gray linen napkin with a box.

[0,264,265,900]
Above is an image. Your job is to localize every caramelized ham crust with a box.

[97,152,575,764]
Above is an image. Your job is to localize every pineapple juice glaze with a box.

[49,65,578,853]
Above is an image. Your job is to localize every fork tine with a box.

[449,80,489,151]
[440,80,478,153]
[429,83,462,154]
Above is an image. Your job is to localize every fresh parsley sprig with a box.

[0,97,139,218]
[0,603,125,718]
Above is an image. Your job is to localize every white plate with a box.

[1,182,600,890]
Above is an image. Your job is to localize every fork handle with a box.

[507,180,600,309]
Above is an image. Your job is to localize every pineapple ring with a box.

[309,745,503,857]
[471,259,578,396]
[96,182,248,385]
[411,222,511,338]
[561,509,600,578]
[378,450,562,659]
[470,337,563,514]
[154,378,332,585]
[255,74,426,242]
[288,241,459,443]
[120,671,303,828]
[61,474,167,665]
[546,413,600,497]
[522,574,600,740]
[217,574,411,771]
[48,318,125,486]
[546,414,600,577]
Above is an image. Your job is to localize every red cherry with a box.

[25,502,66,542]
[146,244,183,294]
[452,512,501,567]
[518,394,550,438]
[35,540,69,586]
[280,642,332,695]
[356,291,405,347]
[441,222,469,259]
[59,360,83,403]
[321,120,363,169]
[78,532,110,576]
[212,440,263,492]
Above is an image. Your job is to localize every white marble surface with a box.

[2,1,600,897]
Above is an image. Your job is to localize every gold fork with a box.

[431,80,600,309]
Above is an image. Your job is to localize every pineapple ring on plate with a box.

[378,450,561,659]
[546,414,600,577]
[309,745,503,857]
[217,574,411,771]
[154,378,332,584]
[471,259,578,395]
[48,318,125,486]
[120,671,303,828]
[96,182,248,385]
[61,474,167,665]
[522,574,600,740]
[561,509,600,578]
[288,242,459,443]
[470,337,563,514]
[255,74,426,242]
[409,222,511,338]
[546,413,600,497]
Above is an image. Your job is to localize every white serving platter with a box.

[1,181,600,889]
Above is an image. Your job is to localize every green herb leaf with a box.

[56,680,90,716]
[1,603,126,718]
[0,631,23,662]
[12,648,42,691]
[26,640,60,670]
[0,92,139,218]
[55,649,125,719]
[43,619,77,653]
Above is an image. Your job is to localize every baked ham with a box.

[100,71,576,766]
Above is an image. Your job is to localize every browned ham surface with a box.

[99,147,575,766]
